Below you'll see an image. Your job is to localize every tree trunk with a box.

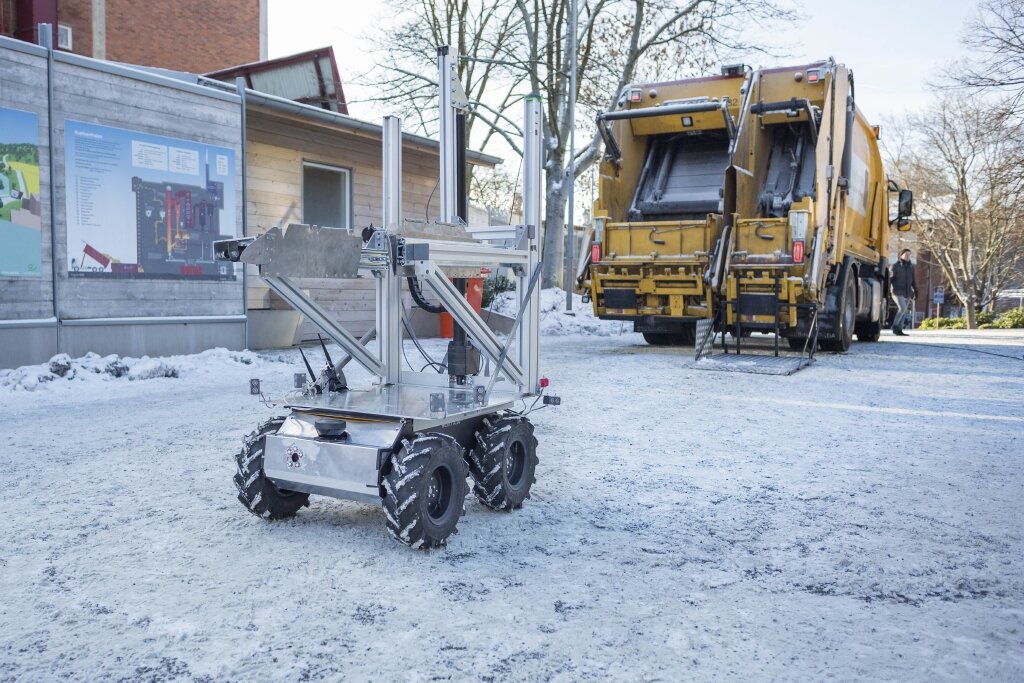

[965,292,977,329]
[541,162,567,288]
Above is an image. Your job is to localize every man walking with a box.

[891,248,918,336]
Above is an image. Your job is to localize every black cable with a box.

[400,298,446,373]
[895,340,1023,361]
[408,276,445,314]
[425,177,439,224]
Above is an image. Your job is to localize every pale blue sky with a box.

[270,0,976,128]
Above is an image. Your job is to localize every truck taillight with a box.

[788,210,809,264]
[792,239,805,263]
[591,243,601,263]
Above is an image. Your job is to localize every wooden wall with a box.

[246,107,454,341]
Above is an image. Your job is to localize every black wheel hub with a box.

[505,440,527,488]
[426,466,453,522]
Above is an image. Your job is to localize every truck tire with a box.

[787,336,808,352]
[855,320,881,342]
[234,416,310,520]
[468,415,538,510]
[382,434,468,549]
[677,323,697,346]
[822,275,856,353]
[642,332,673,345]
[643,327,695,345]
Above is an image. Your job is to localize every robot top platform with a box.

[283,380,527,431]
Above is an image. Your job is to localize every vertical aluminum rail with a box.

[521,95,543,391]
[378,117,403,384]
[437,47,458,223]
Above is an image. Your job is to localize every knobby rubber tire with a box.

[382,434,469,549]
[234,416,310,520]
[468,415,539,511]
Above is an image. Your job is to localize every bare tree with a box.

[885,94,1024,328]
[951,0,1024,112]
[366,0,791,287]
[362,0,520,144]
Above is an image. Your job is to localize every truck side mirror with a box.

[896,189,913,232]
[898,189,913,219]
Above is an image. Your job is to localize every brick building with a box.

[0,0,265,72]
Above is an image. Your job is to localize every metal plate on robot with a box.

[242,223,363,278]
[285,382,524,430]
[435,265,492,279]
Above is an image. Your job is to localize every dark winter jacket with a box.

[891,260,918,298]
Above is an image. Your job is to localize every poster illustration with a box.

[64,120,236,280]
[0,107,43,277]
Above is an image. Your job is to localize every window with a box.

[302,162,351,230]
[57,24,73,50]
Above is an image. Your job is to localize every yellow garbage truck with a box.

[579,66,749,345]
[712,60,913,352]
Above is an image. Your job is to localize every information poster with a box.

[0,107,42,277]
[64,120,236,280]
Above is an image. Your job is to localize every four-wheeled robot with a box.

[214,47,557,548]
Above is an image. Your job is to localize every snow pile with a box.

[0,348,259,391]
[488,287,629,336]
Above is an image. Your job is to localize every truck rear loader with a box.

[712,60,913,352]
[581,59,912,354]
[580,66,749,345]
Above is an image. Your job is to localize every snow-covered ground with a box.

[1,328,1022,680]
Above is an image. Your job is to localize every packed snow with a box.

[0,348,261,392]
[1,328,1022,680]
[488,287,628,336]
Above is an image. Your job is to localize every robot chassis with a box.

[215,48,557,549]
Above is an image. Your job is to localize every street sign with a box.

[933,287,945,305]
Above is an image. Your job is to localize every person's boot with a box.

[893,326,904,336]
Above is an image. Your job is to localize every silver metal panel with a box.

[243,224,363,278]
[264,433,382,503]
[467,225,527,242]
[693,353,813,376]
[402,238,530,268]
[695,319,716,360]
[285,382,521,430]
[262,412,402,502]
